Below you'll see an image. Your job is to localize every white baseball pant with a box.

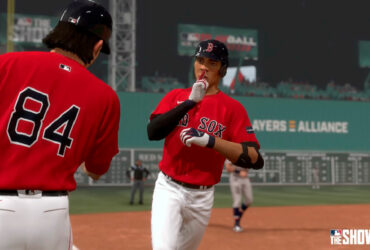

[151,172,214,250]
[0,192,72,250]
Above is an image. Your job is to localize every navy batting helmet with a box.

[59,0,112,54]
[194,39,229,76]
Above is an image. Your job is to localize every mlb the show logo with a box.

[330,229,370,245]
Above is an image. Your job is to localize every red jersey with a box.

[150,88,259,186]
[0,52,120,191]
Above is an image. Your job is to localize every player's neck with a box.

[206,84,220,95]
[51,48,87,67]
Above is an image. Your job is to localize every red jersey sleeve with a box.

[85,91,121,175]
[149,89,181,120]
[229,102,260,149]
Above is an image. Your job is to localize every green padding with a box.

[117,92,165,148]
[117,92,370,151]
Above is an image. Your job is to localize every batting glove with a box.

[180,128,215,148]
[188,79,209,103]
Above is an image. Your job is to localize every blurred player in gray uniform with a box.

[312,164,320,189]
[225,159,253,232]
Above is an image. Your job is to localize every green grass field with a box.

[69,185,370,214]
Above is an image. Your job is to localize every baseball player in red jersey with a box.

[147,39,264,250]
[0,1,120,249]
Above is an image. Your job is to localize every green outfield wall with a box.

[75,92,370,186]
[117,92,370,152]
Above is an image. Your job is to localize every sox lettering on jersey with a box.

[198,117,226,138]
[177,115,226,138]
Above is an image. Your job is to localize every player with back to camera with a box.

[147,39,264,250]
[0,1,120,249]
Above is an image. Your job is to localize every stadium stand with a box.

[141,76,185,93]
[139,75,370,102]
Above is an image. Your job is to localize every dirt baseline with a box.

[70,204,370,250]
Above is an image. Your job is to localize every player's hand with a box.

[240,170,248,178]
[225,163,236,173]
[180,128,215,148]
[188,71,208,103]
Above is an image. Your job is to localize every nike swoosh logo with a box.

[177,101,184,104]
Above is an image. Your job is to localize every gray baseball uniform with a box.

[225,159,253,232]
[312,165,320,189]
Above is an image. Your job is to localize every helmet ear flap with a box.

[219,64,227,77]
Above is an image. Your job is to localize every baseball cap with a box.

[59,0,112,54]
[194,39,229,66]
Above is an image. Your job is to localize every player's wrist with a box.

[184,99,196,107]
[180,127,215,148]
[206,135,215,148]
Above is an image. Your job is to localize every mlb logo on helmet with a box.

[68,17,78,24]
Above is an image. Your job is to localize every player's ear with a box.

[86,40,103,68]
[93,40,103,58]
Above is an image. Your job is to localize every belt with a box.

[162,172,213,190]
[0,190,68,196]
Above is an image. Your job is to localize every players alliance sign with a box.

[253,119,349,134]
[232,96,370,151]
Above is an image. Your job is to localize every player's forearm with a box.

[179,127,263,169]
[147,100,196,140]
[213,137,258,164]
